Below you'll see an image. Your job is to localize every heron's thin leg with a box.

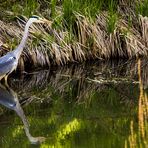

[4,75,8,81]
[4,76,9,87]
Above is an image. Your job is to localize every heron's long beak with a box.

[37,18,52,25]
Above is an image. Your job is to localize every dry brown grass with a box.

[0,10,148,69]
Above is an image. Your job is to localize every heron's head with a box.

[29,15,52,25]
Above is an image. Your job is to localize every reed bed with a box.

[0,0,148,69]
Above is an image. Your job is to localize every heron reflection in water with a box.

[0,84,46,144]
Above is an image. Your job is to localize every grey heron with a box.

[0,16,51,84]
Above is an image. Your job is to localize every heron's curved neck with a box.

[14,20,33,59]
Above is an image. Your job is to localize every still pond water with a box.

[0,59,147,148]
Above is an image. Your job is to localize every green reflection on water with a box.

[0,60,147,148]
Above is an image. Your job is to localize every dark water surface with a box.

[0,59,147,148]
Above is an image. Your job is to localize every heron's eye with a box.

[31,15,39,19]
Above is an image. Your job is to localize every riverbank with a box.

[0,0,148,70]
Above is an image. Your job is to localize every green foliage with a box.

[23,0,39,17]
[107,12,118,33]
[62,0,118,26]
[0,0,119,31]
[136,0,148,17]
[107,0,118,33]
[51,0,57,18]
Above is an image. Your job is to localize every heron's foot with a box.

[0,83,7,90]
[29,136,46,144]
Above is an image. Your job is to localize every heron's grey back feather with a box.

[0,53,17,77]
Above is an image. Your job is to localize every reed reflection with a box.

[125,59,148,147]
[0,84,46,144]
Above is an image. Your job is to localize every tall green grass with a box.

[0,0,118,31]
[107,0,118,33]
[24,0,39,17]
[136,0,148,17]
[0,0,39,20]
[0,0,143,39]
[63,0,103,20]
[51,0,57,18]
[62,0,118,25]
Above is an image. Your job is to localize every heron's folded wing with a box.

[0,56,16,75]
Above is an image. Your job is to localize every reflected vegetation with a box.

[0,84,45,145]
[126,59,148,148]
[0,59,148,147]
